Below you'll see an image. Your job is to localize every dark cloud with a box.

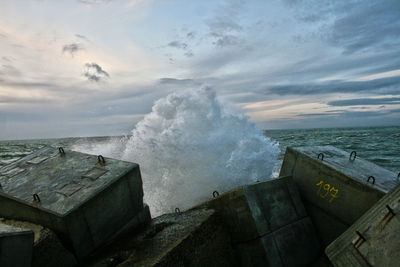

[167,40,194,58]
[296,113,336,117]
[206,0,245,48]
[83,63,109,82]
[168,41,188,50]
[0,80,55,88]
[210,33,242,47]
[186,31,196,39]
[78,0,112,4]
[267,76,400,96]
[159,78,194,85]
[328,97,400,107]
[75,34,87,40]
[0,96,52,104]
[297,108,400,120]
[62,43,84,56]
[184,51,194,57]
[330,1,400,54]
[288,1,400,54]
[0,64,21,77]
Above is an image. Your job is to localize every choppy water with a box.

[1,125,399,215]
[265,126,400,173]
[1,126,398,172]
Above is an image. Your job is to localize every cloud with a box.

[62,43,84,56]
[167,41,188,50]
[83,63,109,82]
[159,78,194,85]
[0,64,21,77]
[186,31,196,39]
[328,97,400,107]
[206,0,245,48]
[287,1,400,55]
[75,34,87,39]
[267,76,400,96]
[1,56,11,62]
[78,0,112,4]
[330,1,400,54]
[210,34,242,47]
[167,40,194,58]
[0,80,55,88]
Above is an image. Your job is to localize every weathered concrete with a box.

[0,217,78,267]
[86,208,237,267]
[0,146,150,260]
[0,222,34,267]
[326,183,400,266]
[279,146,398,246]
[192,176,321,266]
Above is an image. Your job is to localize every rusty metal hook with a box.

[349,151,356,161]
[367,176,375,185]
[354,230,366,249]
[59,147,65,156]
[317,153,324,161]
[213,190,220,198]
[386,204,395,216]
[33,194,41,203]
[98,155,106,165]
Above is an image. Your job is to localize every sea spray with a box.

[74,87,279,216]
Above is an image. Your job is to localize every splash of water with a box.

[74,87,279,216]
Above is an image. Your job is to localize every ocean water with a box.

[1,126,399,215]
[0,89,399,215]
[1,126,399,171]
[265,126,400,173]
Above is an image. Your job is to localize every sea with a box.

[1,126,399,172]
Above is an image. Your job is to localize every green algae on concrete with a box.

[279,146,398,247]
[192,176,321,266]
[0,222,34,267]
[326,182,400,266]
[0,146,150,260]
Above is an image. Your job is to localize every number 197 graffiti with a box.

[315,181,339,203]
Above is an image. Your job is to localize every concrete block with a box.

[0,147,150,260]
[86,208,237,267]
[193,176,321,266]
[1,217,77,267]
[235,217,320,266]
[326,183,400,267]
[279,146,398,246]
[0,222,34,267]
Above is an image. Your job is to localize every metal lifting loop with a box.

[317,153,324,161]
[386,204,395,216]
[349,151,357,161]
[59,147,65,155]
[175,208,181,214]
[354,230,366,249]
[367,176,375,185]
[213,190,220,198]
[98,155,106,165]
[33,194,41,203]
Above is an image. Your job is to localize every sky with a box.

[0,0,399,140]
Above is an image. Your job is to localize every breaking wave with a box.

[74,87,279,216]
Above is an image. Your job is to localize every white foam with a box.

[74,87,279,216]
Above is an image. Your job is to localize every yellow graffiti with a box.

[316,180,339,203]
